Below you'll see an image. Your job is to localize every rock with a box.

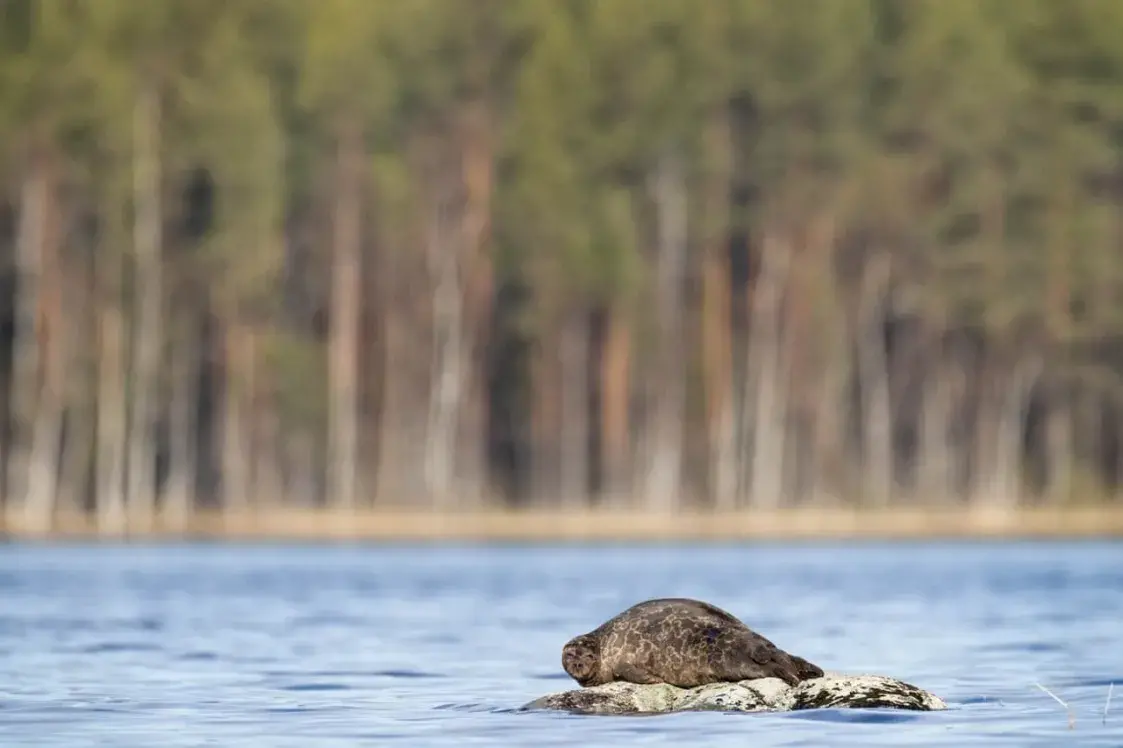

[522,673,947,716]
[523,682,681,715]
[791,674,946,712]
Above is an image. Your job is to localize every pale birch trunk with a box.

[5,149,48,526]
[747,235,791,509]
[23,327,64,532]
[856,257,894,506]
[96,303,128,534]
[327,120,362,510]
[15,150,65,531]
[164,316,198,526]
[126,81,162,529]
[220,324,251,513]
[643,151,687,510]
[453,103,493,508]
[993,355,1042,506]
[25,182,65,529]
[558,312,589,505]
[712,387,738,509]
[424,181,464,508]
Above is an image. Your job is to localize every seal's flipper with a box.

[790,654,824,681]
[612,662,662,685]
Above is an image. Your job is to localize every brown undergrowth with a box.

[4,504,1123,542]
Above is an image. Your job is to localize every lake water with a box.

[0,540,1121,747]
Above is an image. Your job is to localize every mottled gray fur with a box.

[561,598,824,689]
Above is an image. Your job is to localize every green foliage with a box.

[6,0,1123,474]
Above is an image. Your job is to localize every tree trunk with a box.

[16,146,66,532]
[747,234,791,509]
[454,102,493,508]
[255,403,284,511]
[424,168,464,508]
[96,288,128,534]
[918,361,954,503]
[530,327,560,504]
[969,366,1001,506]
[4,145,50,527]
[164,314,199,527]
[57,236,96,516]
[288,430,319,506]
[1045,392,1073,505]
[600,306,631,505]
[993,355,1042,506]
[220,322,251,513]
[642,150,688,510]
[125,81,163,530]
[698,109,736,510]
[558,310,589,505]
[327,117,363,510]
[857,256,894,506]
[23,253,64,531]
[373,198,429,506]
[702,233,736,511]
[811,346,847,504]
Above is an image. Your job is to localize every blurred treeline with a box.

[3,0,1123,531]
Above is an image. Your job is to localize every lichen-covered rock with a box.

[522,681,680,715]
[791,673,947,711]
[523,673,947,716]
[673,677,795,713]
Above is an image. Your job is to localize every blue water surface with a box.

[0,540,1121,747]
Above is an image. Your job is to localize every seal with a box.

[561,597,823,689]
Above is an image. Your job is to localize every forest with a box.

[3,0,1123,534]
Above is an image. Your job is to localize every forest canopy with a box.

[2,0,1123,532]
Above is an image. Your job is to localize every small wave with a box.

[784,708,927,724]
[178,651,219,661]
[286,615,369,628]
[958,696,1006,707]
[433,702,512,714]
[981,641,1064,654]
[78,642,163,654]
[369,669,446,679]
[1057,677,1120,689]
[277,683,352,692]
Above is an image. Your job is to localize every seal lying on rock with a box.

[561,598,823,689]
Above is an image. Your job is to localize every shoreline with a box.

[4,505,1123,543]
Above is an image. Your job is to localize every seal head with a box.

[561,633,603,687]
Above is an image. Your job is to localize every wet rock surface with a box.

[523,673,947,715]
